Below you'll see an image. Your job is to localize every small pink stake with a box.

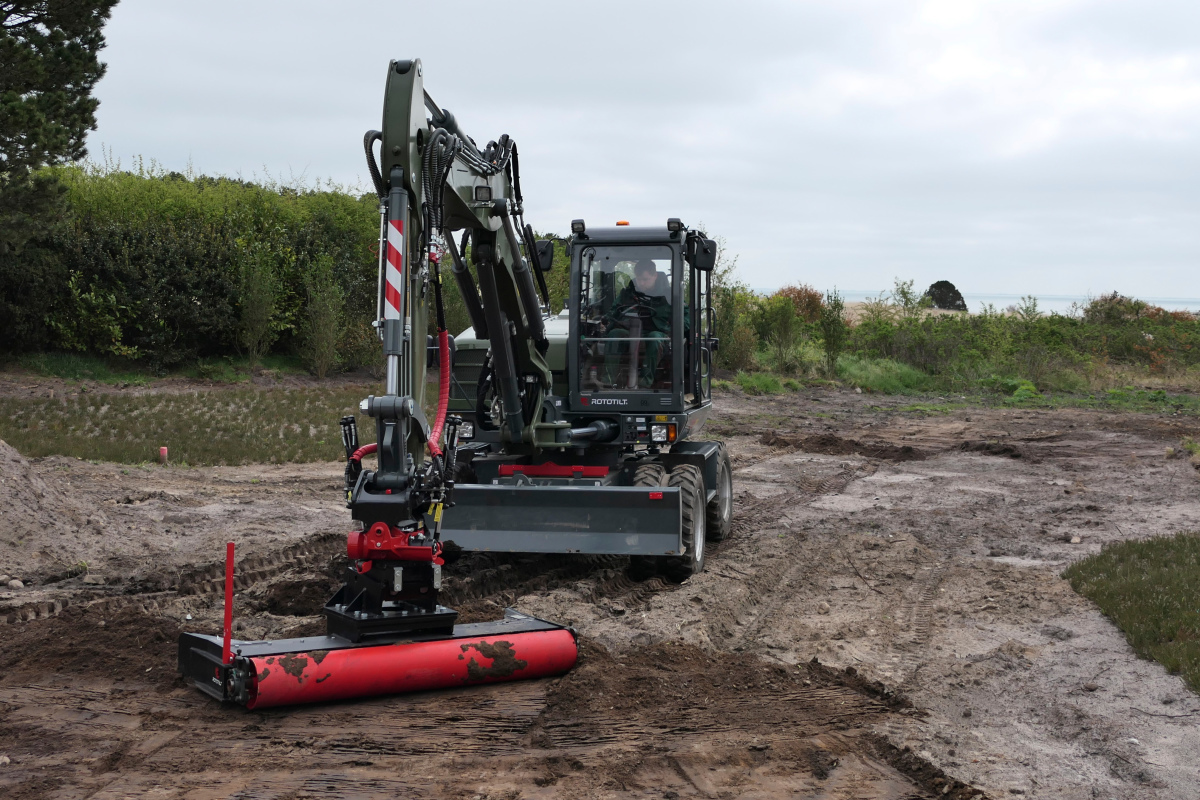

[159,446,168,464]
[222,542,235,665]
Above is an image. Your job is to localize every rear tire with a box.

[662,464,706,582]
[705,445,733,542]
[628,461,666,580]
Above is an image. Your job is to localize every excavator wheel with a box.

[705,444,733,542]
[628,461,667,580]
[661,464,706,583]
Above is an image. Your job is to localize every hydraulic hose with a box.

[445,232,488,338]
[523,222,551,306]
[350,443,378,463]
[499,210,548,353]
[569,420,617,442]
[473,239,524,441]
[427,329,451,457]
[363,130,384,199]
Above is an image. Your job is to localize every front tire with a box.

[662,464,706,582]
[706,445,733,542]
[628,461,667,581]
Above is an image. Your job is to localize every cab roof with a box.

[571,226,683,245]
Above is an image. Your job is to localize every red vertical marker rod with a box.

[222,541,235,665]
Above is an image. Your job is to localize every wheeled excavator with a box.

[178,58,733,708]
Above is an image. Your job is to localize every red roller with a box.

[244,629,578,709]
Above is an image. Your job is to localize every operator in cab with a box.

[604,259,670,389]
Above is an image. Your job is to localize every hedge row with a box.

[0,166,379,368]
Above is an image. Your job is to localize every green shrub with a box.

[819,289,847,376]
[339,318,383,377]
[775,284,824,322]
[757,294,801,374]
[736,371,784,395]
[1010,380,1042,402]
[300,253,345,378]
[0,164,379,367]
[837,355,930,394]
[711,260,760,372]
[237,237,284,367]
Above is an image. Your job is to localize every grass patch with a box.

[893,402,972,415]
[183,357,247,383]
[837,355,931,394]
[1064,533,1200,693]
[16,352,150,385]
[994,386,1200,415]
[13,351,312,386]
[0,385,377,465]
[736,372,785,395]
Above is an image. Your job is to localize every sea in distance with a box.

[754,290,1200,315]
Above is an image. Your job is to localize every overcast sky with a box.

[90,0,1199,299]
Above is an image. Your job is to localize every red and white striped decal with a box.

[384,219,404,319]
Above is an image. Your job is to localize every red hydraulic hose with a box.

[348,328,448,461]
[427,329,450,457]
[350,443,377,463]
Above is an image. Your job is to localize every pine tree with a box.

[0,1,118,253]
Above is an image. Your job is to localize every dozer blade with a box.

[178,609,577,709]
[441,484,684,555]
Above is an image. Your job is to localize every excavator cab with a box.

[577,247,675,392]
[567,221,716,424]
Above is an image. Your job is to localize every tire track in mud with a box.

[173,532,344,595]
[705,465,862,652]
[0,532,344,626]
[880,525,972,688]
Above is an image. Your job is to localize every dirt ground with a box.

[2,384,1199,799]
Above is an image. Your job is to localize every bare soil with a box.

[2,383,1199,799]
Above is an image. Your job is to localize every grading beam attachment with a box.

[179,609,577,709]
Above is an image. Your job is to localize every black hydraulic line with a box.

[475,353,496,431]
[499,209,548,354]
[363,130,385,199]
[445,231,488,338]
[508,142,523,210]
[424,90,486,164]
[569,420,616,442]
[422,127,458,237]
[523,222,551,306]
[471,235,525,441]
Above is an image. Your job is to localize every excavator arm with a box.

[176,59,580,704]
[333,57,580,596]
[355,59,562,524]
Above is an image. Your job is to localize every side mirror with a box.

[690,237,717,272]
[534,239,555,271]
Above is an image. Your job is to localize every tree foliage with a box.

[925,280,967,311]
[0,1,117,253]
[0,163,380,367]
[775,283,824,322]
